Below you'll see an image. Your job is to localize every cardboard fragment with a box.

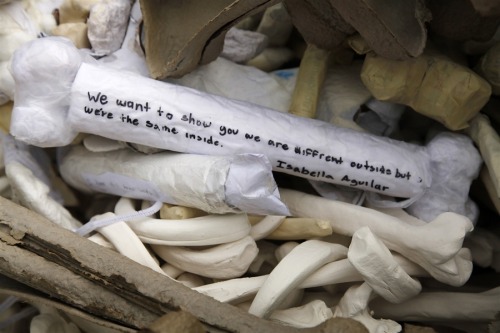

[329,0,430,59]
[140,0,279,79]
[428,0,500,41]
[361,50,492,130]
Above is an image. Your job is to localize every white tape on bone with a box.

[11,37,432,199]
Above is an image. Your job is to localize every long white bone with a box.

[280,188,474,286]
[11,37,433,200]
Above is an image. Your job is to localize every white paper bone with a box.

[248,240,347,318]
[281,188,474,286]
[59,144,288,215]
[11,38,433,201]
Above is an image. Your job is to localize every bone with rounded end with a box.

[114,197,251,246]
[333,283,401,333]
[280,188,474,286]
[371,286,500,322]
[270,300,333,328]
[92,212,165,276]
[248,240,347,318]
[348,227,422,303]
[151,236,258,279]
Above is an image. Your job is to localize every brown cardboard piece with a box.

[361,50,492,130]
[140,0,279,79]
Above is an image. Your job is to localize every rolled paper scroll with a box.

[11,37,432,200]
[59,144,289,215]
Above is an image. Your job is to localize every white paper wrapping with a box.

[58,145,288,215]
[67,63,431,199]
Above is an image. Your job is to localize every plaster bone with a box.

[280,188,474,286]
[248,240,347,318]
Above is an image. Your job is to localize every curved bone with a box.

[151,236,258,279]
[248,240,347,318]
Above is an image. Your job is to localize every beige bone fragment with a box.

[361,50,491,130]
[280,189,474,286]
[265,217,333,240]
[250,215,286,240]
[159,205,207,220]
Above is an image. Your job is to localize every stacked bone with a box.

[1,0,500,332]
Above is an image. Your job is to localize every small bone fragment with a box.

[87,0,131,56]
[221,28,267,63]
[333,283,401,333]
[266,217,333,240]
[58,0,100,23]
[248,240,347,318]
[114,197,251,246]
[269,300,333,328]
[370,287,500,322]
[281,189,474,286]
[467,114,500,198]
[250,215,286,240]
[464,227,500,268]
[151,236,258,279]
[289,44,331,118]
[348,227,422,303]
[93,212,166,275]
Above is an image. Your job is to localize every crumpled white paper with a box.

[58,144,289,215]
